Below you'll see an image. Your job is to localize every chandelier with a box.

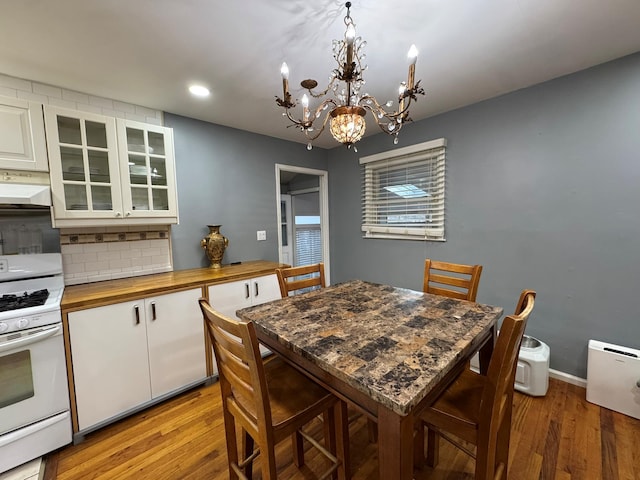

[276,2,425,151]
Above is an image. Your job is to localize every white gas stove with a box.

[0,253,71,474]
[0,254,65,334]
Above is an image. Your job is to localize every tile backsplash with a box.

[60,226,172,285]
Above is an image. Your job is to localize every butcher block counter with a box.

[62,260,287,311]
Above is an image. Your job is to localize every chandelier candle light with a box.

[276,2,425,151]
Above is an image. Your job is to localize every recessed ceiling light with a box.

[189,85,210,97]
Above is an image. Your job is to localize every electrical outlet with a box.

[0,259,8,273]
[257,230,267,241]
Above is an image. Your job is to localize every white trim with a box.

[549,368,587,388]
[362,225,444,237]
[275,164,330,284]
[359,137,447,165]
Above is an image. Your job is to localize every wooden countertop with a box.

[62,260,287,312]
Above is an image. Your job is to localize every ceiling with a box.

[3,0,640,149]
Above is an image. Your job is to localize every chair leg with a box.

[292,431,305,467]
[324,410,337,454]
[263,443,279,480]
[322,409,337,479]
[426,428,440,467]
[223,410,240,480]
[242,429,254,479]
[367,418,378,443]
[335,401,351,480]
[413,422,425,470]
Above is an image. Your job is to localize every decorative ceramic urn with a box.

[201,225,229,268]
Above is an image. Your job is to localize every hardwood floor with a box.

[43,378,640,479]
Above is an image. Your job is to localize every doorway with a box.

[275,164,330,283]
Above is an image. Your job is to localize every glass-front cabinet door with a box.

[116,120,177,219]
[45,106,122,221]
[45,106,178,227]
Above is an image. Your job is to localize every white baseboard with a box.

[549,368,587,388]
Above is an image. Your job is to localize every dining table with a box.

[236,279,504,480]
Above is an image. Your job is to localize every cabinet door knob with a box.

[134,305,140,325]
[126,211,132,217]
[151,301,157,321]
[116,212,122,217]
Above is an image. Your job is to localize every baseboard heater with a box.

[586,339,640,420]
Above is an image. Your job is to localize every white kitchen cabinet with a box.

[0,95,48,171]
[207,274,281,357]
[68,288,206,432]
[44,105,178,227]
[116,119,178,221]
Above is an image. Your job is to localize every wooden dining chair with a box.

[423,259,483,302]
[415,289,536,480]
[199,298,349,480]
[276,262,326,297]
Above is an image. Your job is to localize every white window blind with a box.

[295,226,322,266]
[360,138,446,241]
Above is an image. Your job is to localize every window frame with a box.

[360,138,446,241]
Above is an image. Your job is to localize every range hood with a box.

[0,183,52,207]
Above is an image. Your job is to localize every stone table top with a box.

[237,279,504,416]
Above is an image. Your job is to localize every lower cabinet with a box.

[207,274,281,360]
[68,288,206,432]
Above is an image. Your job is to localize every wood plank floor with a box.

[43,378,640,479]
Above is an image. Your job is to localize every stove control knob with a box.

[0,322,8,333]
[18,318,30,329]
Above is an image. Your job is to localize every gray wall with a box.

[293,192,320,216]
[164,114,327,269]
[327,52,640,378]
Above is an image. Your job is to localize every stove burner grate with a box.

[0,289,50,312]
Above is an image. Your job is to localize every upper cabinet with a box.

[44,106,178,227]
[117,119,177,220]
[0,96,48,171]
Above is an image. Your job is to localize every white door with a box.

[68,301,152,431]
[0,96,48,171]
[0,324,69,436]
[44,106,123,220]
[280,194,293,265]
[145,289,206,398]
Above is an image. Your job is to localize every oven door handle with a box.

[0,324,61,354]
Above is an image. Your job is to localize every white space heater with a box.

[586,340,640,420]
[470,335,550,396]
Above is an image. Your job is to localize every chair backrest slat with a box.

[276,263,326,298]
[428,285,473,301]
[423,259,483,302]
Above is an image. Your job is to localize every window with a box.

[360,138,446,240]
[295,215,322,267]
